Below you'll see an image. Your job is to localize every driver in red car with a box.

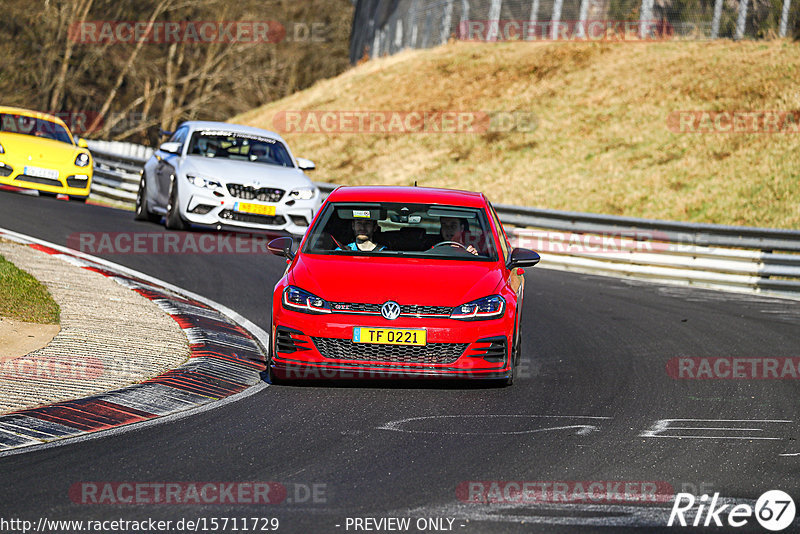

[438,216,479,255]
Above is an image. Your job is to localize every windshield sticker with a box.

[197,130,278,144]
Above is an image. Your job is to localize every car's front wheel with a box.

[165,178,188,230]
[135,174,160,222]
[266,321,281,385]
[502,321,521,387]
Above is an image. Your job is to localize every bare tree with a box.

[49,0,94,110]
[85,0,173,134]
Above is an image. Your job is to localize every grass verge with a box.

[0,253,60,324]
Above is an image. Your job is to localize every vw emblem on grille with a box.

[381,301,401,320]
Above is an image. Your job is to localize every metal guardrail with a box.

[288,182,800,299]
[88,154,800,300]
[89,148,145,205]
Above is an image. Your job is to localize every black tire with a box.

[266,354,280,385]
[266,322,281,385]
[504,361,515,387]
[503,321,522,387]
[135,175,160,222]
[165,178,188,230]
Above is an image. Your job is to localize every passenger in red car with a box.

[345,219,386,251]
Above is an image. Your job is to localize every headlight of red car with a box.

[450,295,505,320]
[283,286,331,314]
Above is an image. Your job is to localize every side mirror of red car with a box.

[268,237,295,260]
[507,248,540,269]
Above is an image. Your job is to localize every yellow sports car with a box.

[0,105,92,202]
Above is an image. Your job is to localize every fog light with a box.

[289,214,309,227]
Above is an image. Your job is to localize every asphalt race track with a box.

[1,191,799,533]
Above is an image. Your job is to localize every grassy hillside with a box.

[234,40,800,229]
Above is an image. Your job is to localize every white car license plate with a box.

[234,202,276,216]
[24,166,59,180]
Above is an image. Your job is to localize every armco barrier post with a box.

[711,0,724,38]
[530,0,540,31]
[779,0,791,37]
[487,0,502,41]
[735,0,749,39]
[441,0,454,44]
[577,0,590,38]
[551,0,563,39]
[640,0,655,38]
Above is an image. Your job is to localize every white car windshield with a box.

[187,130,294,167]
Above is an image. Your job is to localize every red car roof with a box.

[325,185,488,207]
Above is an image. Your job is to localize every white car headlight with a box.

[186,175,221,189]
[74,152,91,167]
[288,187,317,200]
[0,143,5,154]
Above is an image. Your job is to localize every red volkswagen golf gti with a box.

[267,186,540,385]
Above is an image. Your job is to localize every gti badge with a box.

[381,301,401,320]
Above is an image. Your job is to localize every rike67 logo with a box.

[668,490,796,531]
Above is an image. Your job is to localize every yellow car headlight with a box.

[75,152,90,167]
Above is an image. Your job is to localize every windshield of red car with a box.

[187,130,294,167]
[0,113,73,145]
[303,201,499,261]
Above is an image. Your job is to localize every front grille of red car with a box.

[311,337,467,364]
[328,302,451,317]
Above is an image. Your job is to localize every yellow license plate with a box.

[353,327,427,346]
[235,202,275,216]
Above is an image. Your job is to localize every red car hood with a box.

[289,254,504,306]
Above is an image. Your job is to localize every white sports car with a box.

[136,121,322,236]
